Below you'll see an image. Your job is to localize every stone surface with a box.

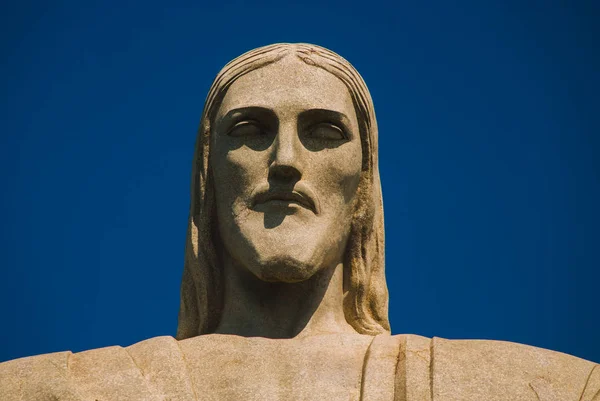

[1,334,598,400]
[1,43,597,400]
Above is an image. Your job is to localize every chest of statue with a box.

[1,333,598,400]
[179,333,375,401]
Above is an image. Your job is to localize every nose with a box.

[268,121,303,183]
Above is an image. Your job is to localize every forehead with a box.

[217,57,355,117]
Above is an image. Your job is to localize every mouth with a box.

[253,189,318,214]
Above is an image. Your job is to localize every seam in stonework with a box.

[579,364,600,401]
[64,354,88,401]
[392,337,404,401]
[124,347,163,400]
[123,348,145,376]
[588,365,600,401]
[65,352,75,390]
[429,338,434,401]
[407,348,430,364]
[358,335,377,401]
[49,358,75,382]
[528,383,541,401]
[49,353,87,400]
[175,340,200,401]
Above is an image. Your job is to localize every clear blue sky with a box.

[1,1,598,363]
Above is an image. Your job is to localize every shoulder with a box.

[0,336,195,401]
[0,350,75,400]
[391,334,600,401]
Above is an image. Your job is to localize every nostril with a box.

[268,163,302,183]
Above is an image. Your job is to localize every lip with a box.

[252,184,319,214]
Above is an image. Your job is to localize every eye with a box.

[307,122,347,140]
[227,120,265,137]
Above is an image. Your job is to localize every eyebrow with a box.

[216,106,277,128]
[218,107,351,126]
[297,108,351,125]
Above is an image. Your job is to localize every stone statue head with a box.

[176,43,389,339]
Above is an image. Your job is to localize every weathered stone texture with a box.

[2,334,598,400]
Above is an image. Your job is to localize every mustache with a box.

[251,182,320,214]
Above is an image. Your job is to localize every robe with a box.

[1,334,598,400]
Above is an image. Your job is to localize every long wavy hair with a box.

[176,43,389,339]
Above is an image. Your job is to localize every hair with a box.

[176,43,389,339]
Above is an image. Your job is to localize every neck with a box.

[215,255,355,338]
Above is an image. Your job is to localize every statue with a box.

[1,43,598,401]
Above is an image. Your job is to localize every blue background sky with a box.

[1,1,598,364]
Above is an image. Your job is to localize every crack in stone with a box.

[528,383,542,401]
[358,335,377,401]
[579,364,600,401]
[429,338,434,401]
[175,340,199,401]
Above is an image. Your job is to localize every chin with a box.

[223,212,348,283]
[251,254,321,283]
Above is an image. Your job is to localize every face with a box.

[211,56,363,282]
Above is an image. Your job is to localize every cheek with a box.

[212,145,265,202]
[313,144,362,206]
